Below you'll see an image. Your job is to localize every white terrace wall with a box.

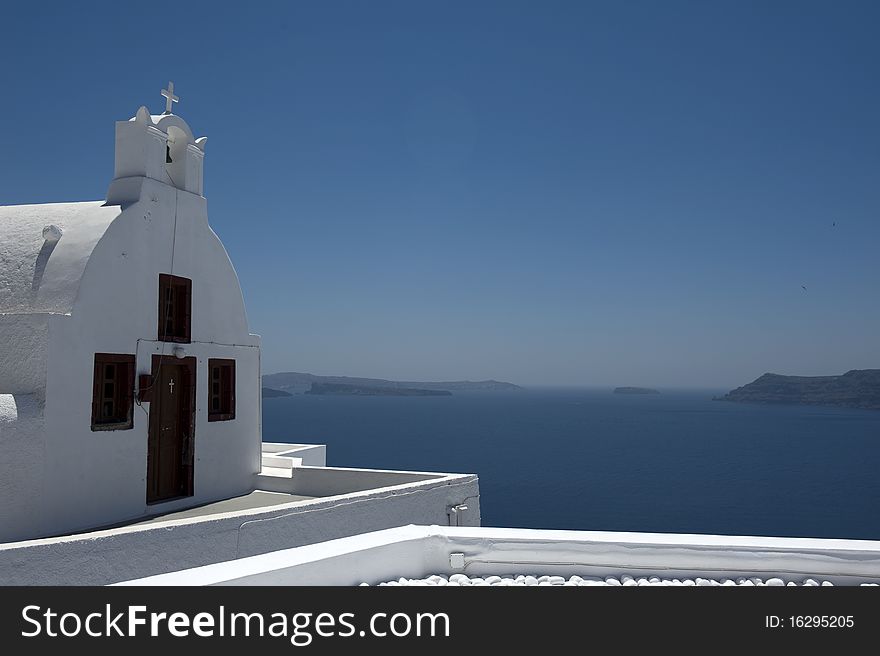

[0,473,480,585]
[119,526,880,587]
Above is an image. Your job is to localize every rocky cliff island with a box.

[614,387,660,395]
[716,369,880,410]
[262,387,293,398]
[306,382,452,397]
[262,372,521,395]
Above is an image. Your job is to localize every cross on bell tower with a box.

[161,81,179,114]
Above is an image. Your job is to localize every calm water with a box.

[262,389,880,540]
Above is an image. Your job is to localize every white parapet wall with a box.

[117,525,880,587]
[0,472,479,585]
[261,443,326,468]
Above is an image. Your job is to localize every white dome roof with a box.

[0,201,121,314]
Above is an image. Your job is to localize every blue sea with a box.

[262,389,880,540]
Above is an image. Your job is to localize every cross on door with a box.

[168,378,175,395]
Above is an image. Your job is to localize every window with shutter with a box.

[158,274,192,343]
[91,353,136,430]
[207,359,235,422]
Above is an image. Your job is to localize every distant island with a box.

[305,382,452,397]
[716,370,880,410]
[262,372,521,396]
[262,387,293,398]
[614,387,660,395]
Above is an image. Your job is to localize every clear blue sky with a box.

[2,1,878,387]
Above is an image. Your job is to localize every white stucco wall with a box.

[0,314,48,396]
[0,473,480,585]
[0,394,44,540]
[0,201,121,316]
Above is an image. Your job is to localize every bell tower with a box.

[106,83,207,206]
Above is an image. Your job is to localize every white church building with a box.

[0,86,261,542]
[0,87,480,584]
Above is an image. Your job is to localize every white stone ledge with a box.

[115,525,880,587]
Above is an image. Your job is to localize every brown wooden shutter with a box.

[158,274,169,340]
[121,360,134,424]
[226,360,235,419]
[157,274,192,343]
[182,278,192,342]
[91,358,102,428]
[92,353,136,431]
[207,358,235,421]
[182,357,196,497]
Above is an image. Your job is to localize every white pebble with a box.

[369,572,873,587]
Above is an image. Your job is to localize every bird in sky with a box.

[801,285,807,291]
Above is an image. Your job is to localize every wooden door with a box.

[147,355,195,503]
